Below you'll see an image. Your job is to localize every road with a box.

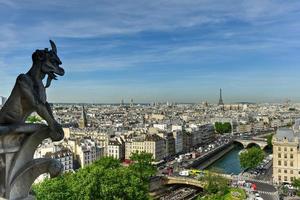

[247,180,278,200]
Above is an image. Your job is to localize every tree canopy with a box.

[215,122,232,134]
[197,172,245,200]
[266,134,273,148]
[199,172,229,197]
[26,115,42,123]
[33,152,156,200]
[292,178,300,196]
[239,147,264,169]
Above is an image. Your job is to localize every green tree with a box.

[32,175,73,200]
[239,147,264,169]
[33,155,156,200]
[215,122,232,134]
[26,115,42,123]
[292,178,300,196]
[199,172,229,196]
[129,151,157,183]
[267,134,273,148]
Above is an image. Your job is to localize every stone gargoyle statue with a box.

[0,41,65,200]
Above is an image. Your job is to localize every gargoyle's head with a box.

[32,40,65,88]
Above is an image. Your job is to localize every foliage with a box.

[26,115,42,123]
[129,151,156,183]
[199,172,229,196]
[292,178,300,196]
[215,122,232,134]
[33,154,156,200]
[32,175,73,200]
[224,188,246,200]
[266,134,274,148]
[239,147,264,169]
[197,188,246,200]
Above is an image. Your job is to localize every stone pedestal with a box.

[0,124,63,200]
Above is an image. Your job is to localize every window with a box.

[291,161,294,167]
[279,176,281,181]
[284,161,287,166]
[291,170,293,174]
[278,153,281,158]
[284,154,287,158]
[291,148,294,152]
[291,154,294,159]
[278,169,281,173]
[284,147,287,151]
[278,147,281,151]
[284,176,288,181]
[278,161,281,166]
[291,177,294,181]
[284,170,287,173]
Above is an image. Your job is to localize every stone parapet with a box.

[0,124,63,200]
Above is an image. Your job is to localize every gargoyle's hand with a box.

[50,122,64,141]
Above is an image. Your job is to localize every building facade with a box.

[125,134,166,161]
[273,128,300,184]
[107,137,125,160]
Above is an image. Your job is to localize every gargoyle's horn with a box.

[50,40,57,54]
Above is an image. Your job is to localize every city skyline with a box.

[1,1,300,103]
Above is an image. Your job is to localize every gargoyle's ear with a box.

[32,50,45,62]
[50,40,57,54]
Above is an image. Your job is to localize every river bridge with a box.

[163,176,206,188]
[151,174,234,190]
[234,138,268,149]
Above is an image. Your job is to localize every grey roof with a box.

[275,128,298,141]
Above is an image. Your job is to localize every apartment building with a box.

[125,134,166,161]
[107,137,125,160]
[273,128,300,184]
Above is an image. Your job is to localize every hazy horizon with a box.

[1,1,300,103]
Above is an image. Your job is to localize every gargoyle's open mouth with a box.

[48,72,58,80]
[45,71,61,88]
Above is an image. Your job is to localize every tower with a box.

[218,88,224,106]
[79,105,87,129]
[130,98,133,107]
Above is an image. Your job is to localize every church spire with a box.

[79,105,87,129]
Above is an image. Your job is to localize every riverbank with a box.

[198,144,235,170]
[186,141,234,169]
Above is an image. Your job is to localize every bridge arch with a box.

[233,139,268,150]
[233,140,246,148]
[245,142,260,149]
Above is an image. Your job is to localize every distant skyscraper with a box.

[218,88,224,106]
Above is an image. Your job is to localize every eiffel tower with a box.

[218,88,224,106]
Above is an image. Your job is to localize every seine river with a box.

[207,145,244,175]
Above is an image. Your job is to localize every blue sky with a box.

[0,0,300,103]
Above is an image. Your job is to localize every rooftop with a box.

[275,128,299,142]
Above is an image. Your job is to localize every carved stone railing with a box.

[0,124,63,200]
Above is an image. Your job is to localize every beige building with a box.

[273,128,300,184]
[67,138,105,168]
[125,134,166,161]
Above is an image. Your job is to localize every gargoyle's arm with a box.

[45,102,55,118]
[17,75,57,128]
